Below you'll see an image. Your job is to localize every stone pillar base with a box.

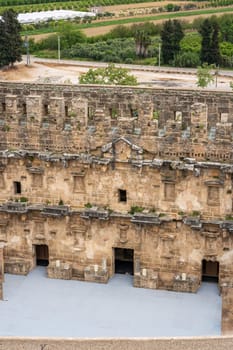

[47,265,72,280]
[222,285,233,334]
[84,266,108,284]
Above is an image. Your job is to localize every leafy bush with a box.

[173,51,200,67]
[129,206,144,215]
[220,41,233,56]
[180,33,201,53]
[63,38,137,63]
[79,63,137,85]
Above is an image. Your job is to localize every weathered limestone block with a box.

[4,260,30,275]
[26,95,43,123]
[49,97,64,116]
[5,95,18,118]
[71,97,88,127]
[47,262,72,280]
[84,265,109,283]
[134,269,158,289]
[173,274,199,293]
[222,285,233,335]
[191,103,207,129]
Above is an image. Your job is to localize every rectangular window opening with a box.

[119,189,127,202]
[14,181,21,194]
[65,105,69,117]
[22,103,27,116]
[174,111,182,122]
[110,107,117,119]
[88,106,94,120]
[43,104,49,116]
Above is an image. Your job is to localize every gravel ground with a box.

[0,57,232,91]
[0,267,221,338]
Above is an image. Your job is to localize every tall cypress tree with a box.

[199,18,221,65]
[0,9,22,67]
[161,20,174,64]
[0,20,8,67]
[210,21,221,66]
[200,19,213,64]
[172,20,184,57]
[161,19,184,64]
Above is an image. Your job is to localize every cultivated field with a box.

[82,8,233,36]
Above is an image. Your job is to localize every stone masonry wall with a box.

[1,83,233,330]
[0,83,232,162]
[1,198,233,293]
[0,153,232,216]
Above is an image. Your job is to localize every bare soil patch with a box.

[103,1,206,12]
[0,61,89,83]
[0,65,37,81]
[29,33,57,43]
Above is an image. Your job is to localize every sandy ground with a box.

[0,58,232,91]
[0,267,221,337]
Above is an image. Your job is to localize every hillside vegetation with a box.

[29,14,233,70]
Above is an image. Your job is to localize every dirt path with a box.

[102,1,206,12]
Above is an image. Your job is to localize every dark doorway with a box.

[35,245,49,266]
[202,259,219,282]
[13,181,21,194]
[118,189,127,202]
[114,248,134,275]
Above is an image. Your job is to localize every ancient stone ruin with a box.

[0,82,233,332]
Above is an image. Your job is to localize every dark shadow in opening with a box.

[115,248,134,275]
[35,244,49,266]
[202,259,219,283]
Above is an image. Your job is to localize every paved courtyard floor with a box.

[0,267,221,338]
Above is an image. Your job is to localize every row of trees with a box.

[160,18,222,67]
[200,19,221,65]
[0,9,22,67]
[0,8,228,70]
[37,17,223,68]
